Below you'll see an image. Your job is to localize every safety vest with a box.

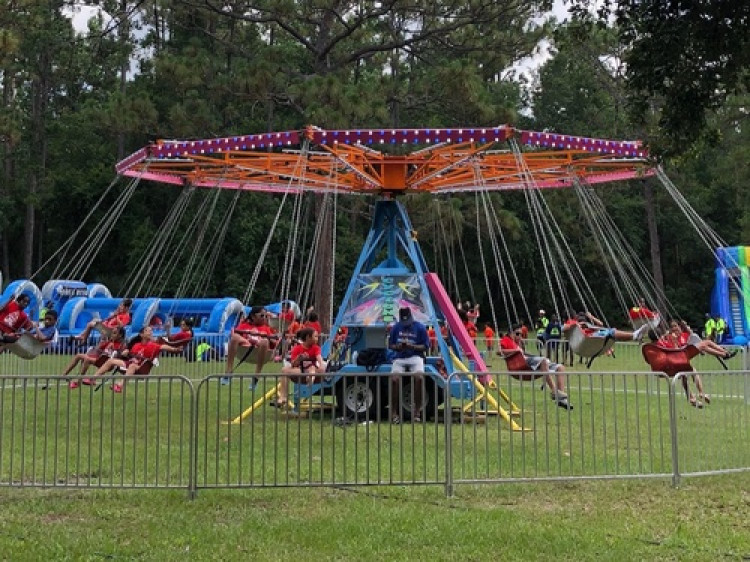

[536,316,549,336]
[548,325,561,338]
[704,318,716,337]
[716,318,726,335]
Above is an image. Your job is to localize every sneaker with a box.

[220,376,231,385]
[556,397,574,410]
[111,384,123,394]
[724,349,738,360]
[248,377,259,391]
[412,415,422,423]
[68,380,79,389]
[391,415,401,425]
[81,378,94,386]
[632,324,649,341]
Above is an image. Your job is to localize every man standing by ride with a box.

[389,307,430,424]
[714,314,727,344]
[535,309,549,352]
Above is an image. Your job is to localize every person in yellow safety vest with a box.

[714,314,727,344]
[703,313,716,342]
[536,309,549,352]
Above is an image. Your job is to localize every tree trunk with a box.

[313,194,333,334]
[644,181,666,311]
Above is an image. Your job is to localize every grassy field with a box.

[0,474,748,560]
[0,344,747,559]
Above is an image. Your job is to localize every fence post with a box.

[187,377,199,500]
[669,374,681,488]
[444,373,455,498]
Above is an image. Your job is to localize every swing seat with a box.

[4,334,47,360]
[641,343,699,378]
[563,323,615,366]
[499,350,543,381]
[115,358,158,376]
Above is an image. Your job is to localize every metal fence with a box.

[0,369,747,497]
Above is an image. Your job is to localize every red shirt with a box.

[483,326,495,343]
[629,307,656,320]
[0,301,32,334]
[520,325,528,339]
[464,321,477,339]
[164,330,192,345]
[290,343,322,371]
[129,341,163,363]
[235,322,277,347]
[103,311,131,329]
[657,332,689,349]
[280,309,295,323]
[304,320,322,334]
[90,339,124,357]
[499,335,520,352]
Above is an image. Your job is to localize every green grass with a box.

[0,345,747,559]
[0,475,748,560]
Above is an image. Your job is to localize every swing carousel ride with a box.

[117,124,660,423]
[3,124,744,423]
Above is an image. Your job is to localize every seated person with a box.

[275,327,324,407]
[65,327,126,388]
[32,309,58,344]
[303,310,322,334]
[222,306,278,388]
[90,326,182,393]
[498,325,573,410]
[159,317,194,348]
[389,307,430,424]
[565,311,653,342]
[75,298,133,343]
[0,294,34,343]
[628,298,658,325]
[648,319,736,407]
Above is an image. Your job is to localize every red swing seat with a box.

[641,343,700,378]
[500,350,544,381]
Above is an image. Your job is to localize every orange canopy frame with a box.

[116,125,654,195]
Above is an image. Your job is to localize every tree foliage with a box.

[0,1,746,329]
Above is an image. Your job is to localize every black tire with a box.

[398,376,444,421]
[335,374,387,421]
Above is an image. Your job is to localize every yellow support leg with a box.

[449,351,526,431]
[227,383,282,425]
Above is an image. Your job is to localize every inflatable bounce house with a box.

[0,279,297,351]
[711,246,750,345]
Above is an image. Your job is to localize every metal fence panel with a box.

[0,375,194,490]
[448,371,674,485]
[194,373,448,489]
[671,370,749,482]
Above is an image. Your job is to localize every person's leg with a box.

[253,338,270,374]
[279,365,300,403]
[692,372,709,403]
[76,320,97,342]
[390,360,406,422]
[224,333,243,374]
[62,354,85,376]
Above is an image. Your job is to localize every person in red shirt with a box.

[275,327,324,407]
[628,298,659,325]
[427,325,437,355]
[76,298,133,343]
[222,305,278,388]
[65,326,127,388]
[498,325,573,410]
[483,323,495,352]
[651,319,737,407]
[303,311,323,335]
[160,317,194,348]
[91,326,182,393]
[0,294,33,343]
